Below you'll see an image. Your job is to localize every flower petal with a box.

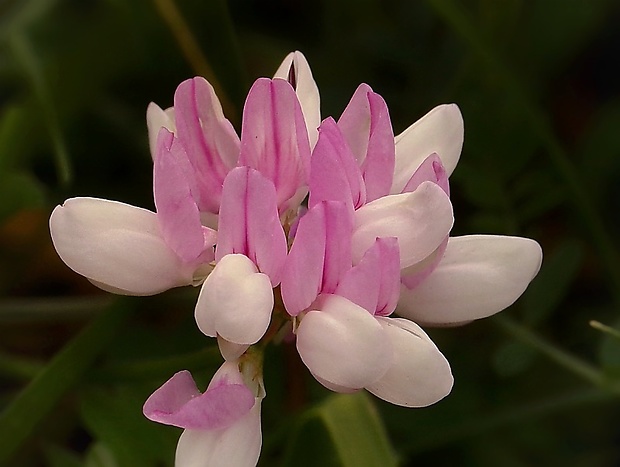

[296,295,391,390]
[281,201,353,316]
[336,237,400,316]
[239,78,312,213]
[146,102,175,160]
[195,254,273,345]
[49,198,193,295]
[352,181,454,268]
[215,167,287,285]
[391,104,463,194]
[366,317,453,407]
[154,128,216,265]
[174,77,240,213]
[273,50,321,149]
[143,368,255,430]
[309,117,366,210]
[401,153,449,196]
[175,402,262,467]
[338,84,395,202]
[397,235,543,324]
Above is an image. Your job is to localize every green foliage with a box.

[0,0,619,465]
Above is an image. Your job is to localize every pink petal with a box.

[366,317,453,407]
[309,117,366,210]
[238,78,312,213]
[143,368,255,430]
[391,104,463,194]
[401,153,450,195]
[215,167,287,285]
[195,254,273,345]
[352,181,454,269]
[273,51,321,149]
[174,77,240,213]
[335,237,401,316]
[281,201,353,316]
[49,198,194,295]
[296,295,391,390]
[154,128,216,265]
[338,85,395,202]
[397,235,543,325]
[175,402,262,467]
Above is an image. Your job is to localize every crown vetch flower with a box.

[144,359,264,467]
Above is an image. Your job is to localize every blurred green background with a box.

[1,0,620,465]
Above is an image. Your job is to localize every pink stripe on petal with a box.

[216,167,287,285]
[143,370,255,430]
[336,237,400,316]
[402,153,449,195]
[281,201,353,316]
[174,77,240,213]
[154,128,215,265]
[239,78,311,213]
[309,118,366,210]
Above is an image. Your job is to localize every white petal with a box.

[296,295,391,390]
[366,317,453,407]
[391,104,463,194]
[147,102,175,160]
[397,235,543,324]
[175,401,262,467]
[49,198,193,295]
[352,181,453,268]
[195,254,273,345]
[273,51,321,148]
[217,335,250,362]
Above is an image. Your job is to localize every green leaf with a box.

[521,239,584,326]
[79,385,177,467]
[0,300,131,464]
[43,443,83,467]
[0,170,45,223]
[282,392,398,467]
[84,443,119,467]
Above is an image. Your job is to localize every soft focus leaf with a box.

[0,170,45,222]
[43,444,83,467]
[84,443,119,467]
[282,392,398,467]
[79,385,177,467]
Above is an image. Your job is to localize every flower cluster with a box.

[49,51,542,466]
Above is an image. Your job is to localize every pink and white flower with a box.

[143,359,264,467]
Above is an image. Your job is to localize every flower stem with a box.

[152,0,238,123]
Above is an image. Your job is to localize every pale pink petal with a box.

[143,370,254,430]
[49,198,194,295]
[400,238,448,290]
[147,102,175,160]
[397,235,543,325]
[238,78,311,213]
[175,402,262,467]
[338,85,395,202]
[154,128,216,265]
[217,336,250,362]
[281,201,353,316]
[195,254,273,345]
[391,104,463,194]
[215,167,287,285]
[296,295,391,390]
[273,51,321,149]
[366,317,453,407]
[402,153,449,195]
[174,77,240,213]
[309,117,366,210]
[352,181,454,268]
[335,237,400,317]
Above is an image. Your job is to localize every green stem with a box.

[152,0,238,123]
[0,300,131,464]
[425,0,620,307]
[493,316,619,394]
